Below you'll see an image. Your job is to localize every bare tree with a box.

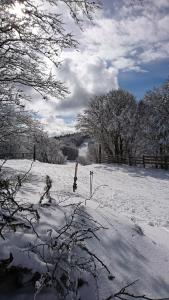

[137,79,169,157]
[0,0,101,105]
[0,0,101,158]
[77,90,137,161]
[0,103,40,144]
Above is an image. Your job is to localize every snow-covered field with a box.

[1,159,169,299]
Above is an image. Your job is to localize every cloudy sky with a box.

[27,0,169,136]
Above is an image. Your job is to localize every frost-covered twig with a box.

[105,279,169,300]
[0,161,39,239]
[39,175,52,204]
[25,202,114,299]
[0,160,6,172]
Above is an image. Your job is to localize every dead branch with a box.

[39,175,52,204]
[0,161,39,239]
[0,160,6,172]
[105,280,169,300]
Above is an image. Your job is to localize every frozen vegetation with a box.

[0,159,169,299]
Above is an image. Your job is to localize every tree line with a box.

[77,80,169,162]
[0,102,66,163]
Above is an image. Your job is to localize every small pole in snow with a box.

[33,144,36,161]
[90,171,94,198]
[73,162,78,192]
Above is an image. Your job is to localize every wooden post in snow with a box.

[73,162,78,192]
[33,144,36,161]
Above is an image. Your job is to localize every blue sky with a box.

[27,0,169,135]
[119,58,169,100]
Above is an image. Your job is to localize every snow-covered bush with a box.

[0,161,40,240]
[0,119,67,164]
[32,203,112,299]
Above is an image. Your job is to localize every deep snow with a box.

[1,159,169,299]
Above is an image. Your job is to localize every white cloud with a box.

[27,0,169,135]
[54,54,118,111]
[40,115,76,136]
[81,7,169,66]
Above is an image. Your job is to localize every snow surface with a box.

[1,159,169,299]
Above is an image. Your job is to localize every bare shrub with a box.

[0,162,40,239]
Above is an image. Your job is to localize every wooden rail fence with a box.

[0,149,169,170]
[103,155,169,170]
[0,152,34,160]
[0,146,36,161]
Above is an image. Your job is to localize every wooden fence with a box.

[0,152,34,160]
[103,155,169,170]
[1,149,169,170]
[0,145,36,161]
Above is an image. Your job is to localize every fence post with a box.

[33,144,36,161]
[164,156,168,170]
[73,162,78,192]
[143,155,145,168]
[98,144,102,164]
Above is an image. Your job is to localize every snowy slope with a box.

[1,159,169,299]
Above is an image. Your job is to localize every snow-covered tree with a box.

[0,110,66,163]
[0,0,101,106]
[77,89,137,160]
[0,103,38,146]
[0,0,100,161]
[137,80,169,156]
